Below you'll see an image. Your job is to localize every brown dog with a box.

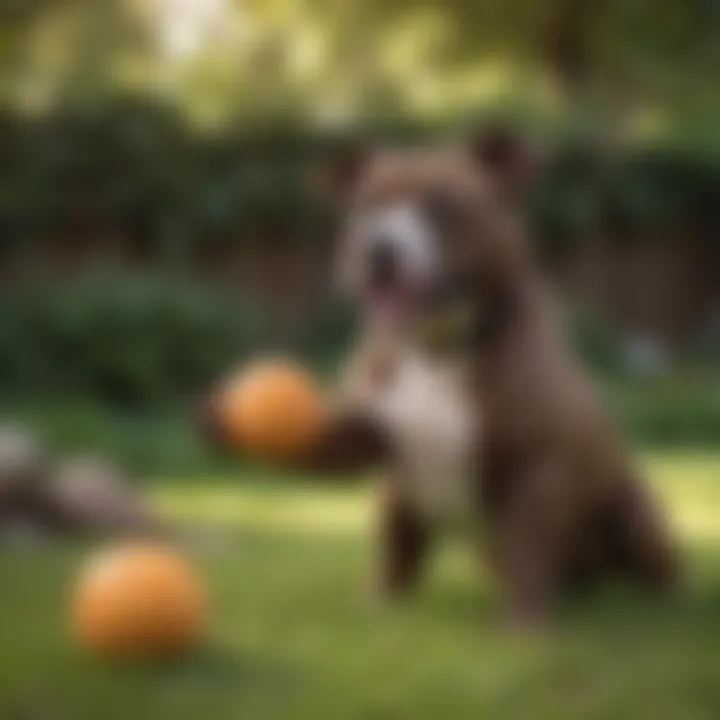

[202,130,679,628]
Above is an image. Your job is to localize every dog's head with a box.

[323,128,539,348]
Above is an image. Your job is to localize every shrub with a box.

[687,324,720,369]
[0,267,360,407]
[0,270,261,406]
[606,375,720,448]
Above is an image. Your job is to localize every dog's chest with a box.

[373,353,478,523]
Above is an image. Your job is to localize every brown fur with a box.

[200,135,679,628]
[377,480,431,596]
[307,139,679,627]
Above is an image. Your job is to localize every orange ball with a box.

[218,358,324,461]
[71,543,206,659]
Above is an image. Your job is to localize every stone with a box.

[0,425,45,498]
[44,455,162,537]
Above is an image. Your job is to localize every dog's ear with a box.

[468,124,541,200]
[315,139,370,202]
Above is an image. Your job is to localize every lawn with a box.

[1,452,720,720]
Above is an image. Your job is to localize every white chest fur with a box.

[371,352,478,524]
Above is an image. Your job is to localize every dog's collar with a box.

[410,286,518,356]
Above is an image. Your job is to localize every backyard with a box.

[1,1,720,717]
[1,451,719,720]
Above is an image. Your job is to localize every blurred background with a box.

[1,3,720,719]
[0,0,718,474]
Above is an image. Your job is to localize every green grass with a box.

[1,452,720,719]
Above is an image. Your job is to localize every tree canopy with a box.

[1,0,719,135]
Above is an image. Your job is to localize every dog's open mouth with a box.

[366,284,419,322]
[365,270,484,350]
[363,254,419,321]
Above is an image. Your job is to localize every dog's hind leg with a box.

[602,473,680,593]
[493,457,576,628]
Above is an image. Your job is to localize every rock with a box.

[0,425,45,499]
[43,455,164,537]
[0,426,50,541]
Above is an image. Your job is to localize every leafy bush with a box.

[606,375,720,448]
[0,270,261,405]
[0,267,360,406]
[687,324,720,369]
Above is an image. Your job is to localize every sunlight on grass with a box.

[644,452,720,542]
[153,453,720,541]
[153,482,372,534]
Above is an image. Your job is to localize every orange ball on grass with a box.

[71,543,206,659]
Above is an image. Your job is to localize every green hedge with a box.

[0,94,716,423]
[1,95,720,263]
[0,271,258,404]
[605,375,720,450]
[0,268,356,406]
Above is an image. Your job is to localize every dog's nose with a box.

[368,238,399,289]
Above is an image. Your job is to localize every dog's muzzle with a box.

[367,238,401,291]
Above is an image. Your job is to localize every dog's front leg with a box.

[375,480,430,600]
[496,458,571,629]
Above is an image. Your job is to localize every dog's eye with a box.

[423,189,467,231]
